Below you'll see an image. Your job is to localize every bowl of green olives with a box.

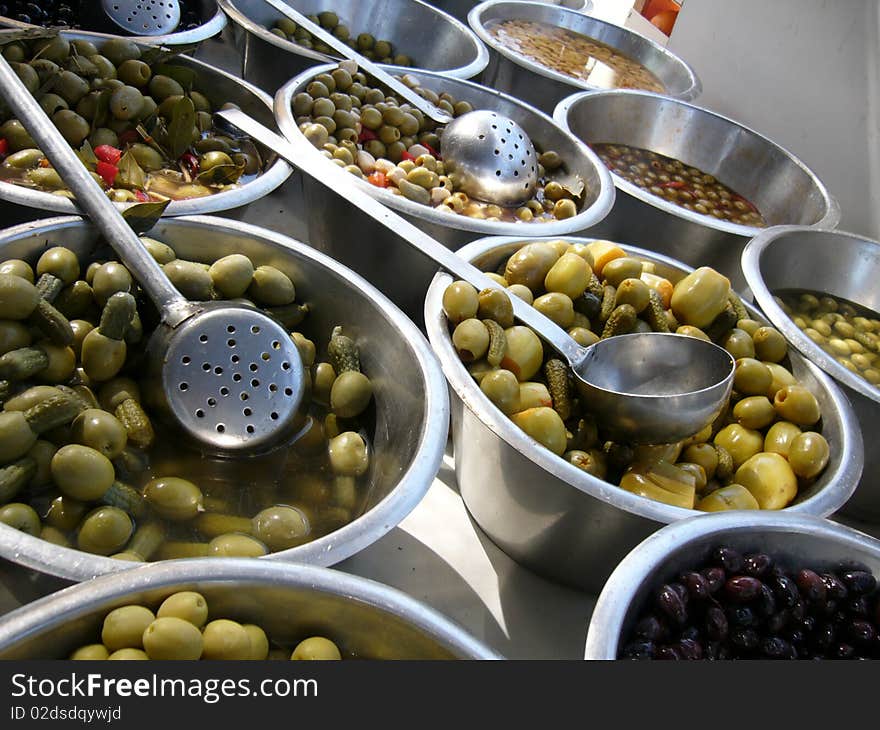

[0,559,501,659]
[553,90,840,291]
[0,214,449,582]
[0,1,227,47]
[218,0,489,94]
[424,235,862,592]
[743,226,880,523]
[0,30,292,226]
[275,62,614,322]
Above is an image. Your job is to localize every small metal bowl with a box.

[743,226,880,523]
[584,512,880,659]
[275,64,614,322]
[469,0,700,114]
[0,559,501,659]
[0,0,227,47]
[554,90,840,291]
[0,215,449,582]
[0,30,292,226]
[424,235,862,593]
[218,0,489,94]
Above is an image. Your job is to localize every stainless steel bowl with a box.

[0,559,501,658]
[469,1,700,114]
[424,235,862,592]
[275,64,614,322]
[218,0,489,94]
[426,0,591,24]
[584,512,880,659]
[0,0,227,47]
[0,30,292,226]
[0,215,449,582]
[554,90,840,291]
[743,226,880,522]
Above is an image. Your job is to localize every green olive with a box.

[764,361,798,400]
[602,257,644,288]
[148,74,185,101]
[0,120,36,152]
[0,503,40,535]
[251,505,310,551]
[291,636,341,660]
[128,143,165,172]
[202,620,254,660]
[70,644,110,660]
[71,39,99,56]
[55,70,90,106]
[787,431,830,479]
[734,357,773,396]
[503,325,543,381]
[722,328,756,360]
[90,127,119,149]
[117,59,152,88]
[533,292,575,329]
[199,150,234,173]
[78,506,133,555]
[0,320,32,356]
[11,62,39,94]
[544,253,590,299]
[681,442,719,480]
[157,591,209,628]
[70,409,127,459]
[442,280,479,324]
[732,395,776,430]
[107,648,148,660]
[91,262,132,305]
[511,406,567,455]
[735,452,798,509]
[480,369,521,415]
[102,604,155,651]
[89,54,117,79]
[37,246,80,285]
[33,36,70,63]
[164,260,214,301]
[109,85,144,121]
[101,38,141,66]
[565,449,608,479]
[330,370,373,418]
[713,423,764,469]
[38,342,76,383]
[143,617,204,660]
[0,411,38,463]
[51,444,115,501]
[207,533,268,558]
[696,484,760,511]
[0,259,34,282]
[143,477,203,521]
[773,385,821,426]
[504,242,560,291]
[0,274,39,320]
[328,431,369,477]
[752,326,788,362]
[247,265,296,306]
[44,494,87,531]
[81,329,126,382]
[243,625,270,660]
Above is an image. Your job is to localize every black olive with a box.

[811,622,836,651]
[839,570,877,595]
[655,584,688,626]
[633,615,667,642]
[821,573,848,600]
[766,609,790,634]
[847,619,876,644]
[761,636,794,659]
[679,571,710,600]
[727,606,758,627]
[846,596,869,617]
[771,574,800,608]
[796,569,827,603]
[702,567,725,594]
[620,640,655,660]
[791,599,806,622]
[681,626,701,643]
[669,582,689,606]
[831,642,856,659]
[677,638,703,660]
[756,583,777,616]
[654,645,681,660]
[704,606,728,641]
[743,553,773,578]
[712,546,744,573]
[729,628,759,652]
[724,575,763,603]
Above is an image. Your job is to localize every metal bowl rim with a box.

[553,88,841,234]
[0,558,502,659]
[0,5,228,46]
[275,63,616,236]
[742,224,880,406]
[0,214,450,582]
[424,233,862,525]
[0,29,293,217]
[217,0,490,80]
[468,0,701,101]
[584,512,880,658]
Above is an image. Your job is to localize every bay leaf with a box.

[167,95,196,160]
[122,201,170,235]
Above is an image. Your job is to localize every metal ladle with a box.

[0,55,307,456]
[99,0,182,36]
[219,109,735,444]
[260,0,539,207]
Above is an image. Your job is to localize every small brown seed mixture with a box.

[488,19,665,93]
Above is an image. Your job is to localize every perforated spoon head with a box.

[441,110,539,207]
[101,0,181,35]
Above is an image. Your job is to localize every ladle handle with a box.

[0,54,190,323]
[219,109,584,366]
[260,0,453,125]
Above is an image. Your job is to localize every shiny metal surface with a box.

[442,110,538,205]
[0,30,292,222]
[428,0,591,24]
[0,214,449,581]
[742,226,880,522]
[0,0,226,46]
[469,1,700,114]
[275,64,614,322]
[0,559,501,659]
[218,0,489,93]
[102,0,181,35]
[424,235,863,592]
[584,512,880,658]
[554,90,840,291]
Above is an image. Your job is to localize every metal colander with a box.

[101,0,181,35]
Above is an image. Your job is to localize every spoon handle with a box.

[0,54,191,324]
[260,0,453,125]
[220,109,584,365]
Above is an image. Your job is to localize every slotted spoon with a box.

[100,0,181,36]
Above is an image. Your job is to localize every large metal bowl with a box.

[424,235,863,592]
[218,0,489,94]
[554,90,840,291]
[0,0,227,47]
[0,215,449,582]
[0,559,501,658]
[469,1,700,115]
[584,512,880,659]
[742,226,880,523]
[0,30,292,226]
[275,64,614,323]
[427,0,591,23]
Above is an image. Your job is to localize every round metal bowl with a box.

[0,559,501,659]
[584,512,880,659]
[218,0,489,94]
[554,90,840,291]
[469,0,700,115]
[275,64,614,323]
[0,0,227,47]
[424,235,862,593]
[0,30,292,226]
[743,226,880,523]
[427,0,591,24]
[0,214,449,582]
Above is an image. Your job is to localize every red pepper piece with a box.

[0,139,8,156]
[94,145,122,165]
[180,152,199,178]
[366,171,388,188]
[400,150,415,162]
[134,189,151,202]
[358,128,377,142]
[659,181,686,189]
[421,142,441,160]
[95,161,118,187]
[118,129,141,146]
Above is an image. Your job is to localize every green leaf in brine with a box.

[91,89,111,132]
[121,201,171,235]
[167,95,196,160]
[155,64,198,93]
[194,162,246,187]
[116,150,147,190]
[76,139,98,169]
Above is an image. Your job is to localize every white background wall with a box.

[667,0,880,238]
